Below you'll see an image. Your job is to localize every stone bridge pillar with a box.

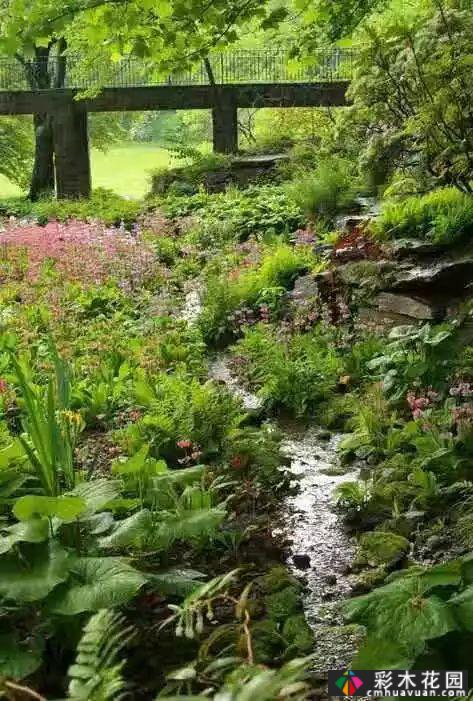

[212,92,238,154]
[53,104,91,198]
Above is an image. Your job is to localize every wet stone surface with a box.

[276,428,360,672]
[208,354,264,413]
[180,282,203,323]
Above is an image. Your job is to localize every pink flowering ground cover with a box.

[0,219,156,288]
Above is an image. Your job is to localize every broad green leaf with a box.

[0,470,29,500]
[424,330,451,345]
[152,464,206,487]
[67,479,122,514]
[0,518,49,555]
[0,542,73,602]
[99,507,225,551]
[449,585,473,630]
[345,575,457,657]
[46,557,147,615]
[353,636,416,668]
[0,633,43,680]
[98,509,152,549]
[0,441,26,469]
[149,568,206,597]
[13,495,86,522]
[86,511,115,535]
[167,508,226,543]
[420,559,462,590]
[112,445,149,475]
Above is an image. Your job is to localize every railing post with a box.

[53,103,91,198]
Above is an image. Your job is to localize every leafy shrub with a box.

[287,157,357,224]
[119,372,244,463]
[344,557,473,669]
[232,325,341,416]
[199,243,317,344]
[366,323,457,401]
[374,188,473,245]
[0,189,141,227]
[157,185,305,240]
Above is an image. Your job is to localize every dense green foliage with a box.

[3,0,473,694]
[374,187,473,245]
[348,1,473,194]
[0,117,33,188]
[0,188,142,226]
[287,157,358,226]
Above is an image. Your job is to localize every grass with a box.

[0,143,176,200]
[0,175,21,198]
[92,143,176,198]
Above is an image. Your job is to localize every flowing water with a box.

[184,287,360,673]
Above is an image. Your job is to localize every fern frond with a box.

[68,609,133,701]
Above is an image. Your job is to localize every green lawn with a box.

[0,143,177,200]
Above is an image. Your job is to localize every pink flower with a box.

[1,220,156,288]
[406,389,440,420]
[177,439,192,450]
[450,382,473,398]
[129,409,143,423]
[230,454,248,470]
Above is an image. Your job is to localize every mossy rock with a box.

[282,614,314,655]
[258,566,302,595]
[250,620,284,664]
[265,585,302,623]
[354,530,409,568]
[350,565,388,595]
[380,516,418,539]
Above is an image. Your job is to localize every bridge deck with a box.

[0,82,349,115]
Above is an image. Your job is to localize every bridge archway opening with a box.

[88,110,215,197]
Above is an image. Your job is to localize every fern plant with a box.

[67,609,133,701]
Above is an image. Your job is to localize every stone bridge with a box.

[0,49,354,197]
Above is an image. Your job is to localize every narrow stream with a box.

[183,287,360,673]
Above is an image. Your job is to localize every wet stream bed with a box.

[184,289,361,674]
[208,355,361,673]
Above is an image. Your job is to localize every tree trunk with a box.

[29,114,55,200]
[21,41,67,200]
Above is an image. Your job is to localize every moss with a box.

[282,614,314,655]
[265,585,302,623]
[355,530,409,568]
[251,566,309,663]
[350,565,388,595]
[250,620,284,664]
[258,566,302,595]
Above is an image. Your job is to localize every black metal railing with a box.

[0,48,356,91]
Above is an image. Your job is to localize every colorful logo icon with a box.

[335,671,364,695]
